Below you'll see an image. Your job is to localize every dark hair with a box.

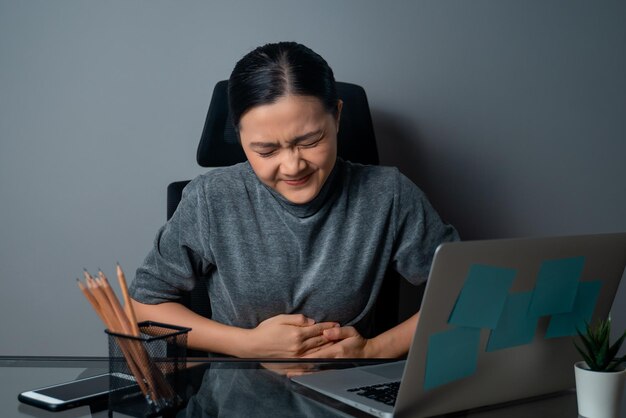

[228,42,338,130]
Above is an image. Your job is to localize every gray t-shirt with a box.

[129,159,458,332]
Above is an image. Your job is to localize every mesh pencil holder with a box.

[106,321,191,417]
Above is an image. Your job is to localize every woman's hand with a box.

[301,326,376,359]
[303,312,421,359]
[244,314,339,358]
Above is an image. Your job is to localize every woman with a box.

[129,42,459,358]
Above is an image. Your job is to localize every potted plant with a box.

[574,318,626,418]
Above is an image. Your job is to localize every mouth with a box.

[283,173,313,186]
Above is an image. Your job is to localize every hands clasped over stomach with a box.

[248,313,371,358]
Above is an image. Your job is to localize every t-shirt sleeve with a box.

[390,171,460,285]
[129,178,214,304]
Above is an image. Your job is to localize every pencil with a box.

[77,277,153,400]
[77,267,175,405]
[116,263,140,336]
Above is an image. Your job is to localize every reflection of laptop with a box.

[292,233,626,417]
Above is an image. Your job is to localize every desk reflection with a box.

[179,361,365,418]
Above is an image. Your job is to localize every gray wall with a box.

[1,1,624,356]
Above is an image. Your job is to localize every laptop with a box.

[292,233,626,417]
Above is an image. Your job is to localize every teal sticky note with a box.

[528,256,584,317]
[486,292,538,351]
[545,280,602,338]
[424,327,481,391]
[448,264,517,329]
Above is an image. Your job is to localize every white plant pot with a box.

[575,361,626,418]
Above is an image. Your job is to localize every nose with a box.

[280,148,307,177]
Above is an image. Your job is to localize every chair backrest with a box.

[168,81,407,345]
[195,80,380,168]
[167,81,379,219]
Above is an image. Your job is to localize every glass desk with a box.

[0,356,606,417]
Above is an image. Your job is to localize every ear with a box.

[335,99,343,133]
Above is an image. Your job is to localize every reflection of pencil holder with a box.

[106,321,190,417]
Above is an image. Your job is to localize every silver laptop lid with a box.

[395,233,626,417]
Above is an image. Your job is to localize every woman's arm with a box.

[131,299,338,358]
[303,311,420,359]
[367,311,419,357]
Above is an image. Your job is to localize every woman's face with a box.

[239,95,342,204]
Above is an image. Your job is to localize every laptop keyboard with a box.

[347,381,400,406]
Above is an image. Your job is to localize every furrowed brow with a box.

[249,141,279,149]
[249,129,324,149]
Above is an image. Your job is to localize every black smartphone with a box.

[18,373,136,412]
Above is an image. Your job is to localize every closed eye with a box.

[257,149,277,158]
[298,136,323,149]
[249,129,325,157]
[250,143,279,158]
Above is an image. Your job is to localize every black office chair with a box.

[167,80,407,350]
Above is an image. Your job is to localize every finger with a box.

[275,314,315,326]
[300,341,336,357]
[316,321,341,330]
[323,326,359,341]
[300,335,333,353]
[298,321,339,339]
[302,343,340,359]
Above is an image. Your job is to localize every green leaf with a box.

[599,321,611,343]
[606,360,619,372]
[576,329,596,358]
[572,319,625,372]
[606,355,625,372]
[596,341,610,367]
[607,332,625,363]
[575,342,596,370]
